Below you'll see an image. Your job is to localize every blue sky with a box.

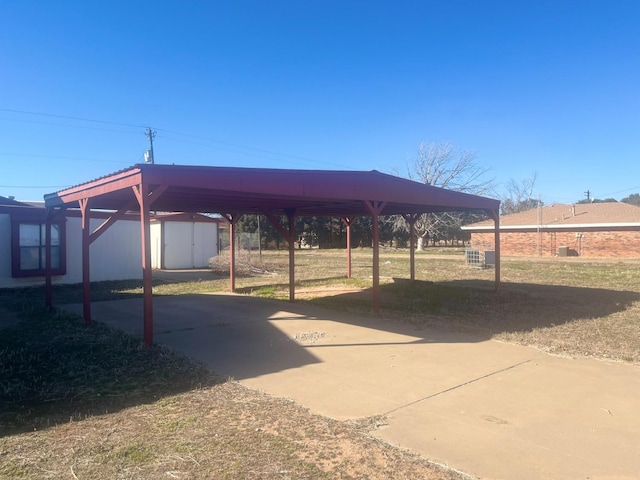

[1,1,639,204]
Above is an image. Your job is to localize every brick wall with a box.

[471,230,640,258]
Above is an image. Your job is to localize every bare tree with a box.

[392,141,495,249]
[409,141,495,194]
[500,173,541,215]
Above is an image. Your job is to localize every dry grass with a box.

[2,248,639,479]
[0,381,462,480]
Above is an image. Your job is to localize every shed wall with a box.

[150,223,162,269]
[75,217,143,282]
[161,221,217,269]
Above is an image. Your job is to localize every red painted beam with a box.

[364,201,387,314]
[79,198,92,324]
[491,209,501,290]
[404,214,418,281]
[287,211,295,302]
[89,200,137,244]
[133,184,154,346]
[343,217,353,279]
[222,214,242,292]
[264,210,297,302]
[45,209,53,310]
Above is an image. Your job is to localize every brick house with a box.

[462,202,640,258]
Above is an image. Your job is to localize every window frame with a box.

[11,211,67,278]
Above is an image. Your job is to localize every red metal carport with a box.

[44,164,501,346]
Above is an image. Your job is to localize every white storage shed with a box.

[150,213,220,269]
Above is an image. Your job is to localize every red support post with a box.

[133,184,154,346]
[407,214,417,281]
[364,201,386,314]
[223,214,242,292]
[45,209,53,310]
[287,211,296,302]
[492,209,501,290]
[229,220,236,292]
[343,216,353,279]
[263,210,297,302]
[371,210,380,314]
[79,198,92,324]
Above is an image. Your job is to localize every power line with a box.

[0,152,125,164]
[600,185,640,197]
[0,107,352,169]
[0,108,147,129]
[158,129,350,169]
[0,116,143,136]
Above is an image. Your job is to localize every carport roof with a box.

[44,164,500,215]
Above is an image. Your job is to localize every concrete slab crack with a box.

[383,358,534,416]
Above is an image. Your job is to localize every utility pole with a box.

[584,190,591,202]
[145,127,157,164]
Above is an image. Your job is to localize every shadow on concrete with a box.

[65,295,323,381]
[70,291,489,384]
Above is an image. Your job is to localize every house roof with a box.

[0,195,31,207]
[44,164,500,216]
[463,202,640,232]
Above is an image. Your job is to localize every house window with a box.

[12,220,66,277]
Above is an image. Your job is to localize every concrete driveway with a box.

[66,293,640,480]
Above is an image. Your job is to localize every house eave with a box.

[463,223,640,232]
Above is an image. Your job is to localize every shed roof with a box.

[463,202,640,232]
[44,164,499,216]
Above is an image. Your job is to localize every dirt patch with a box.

[0,382,464,480]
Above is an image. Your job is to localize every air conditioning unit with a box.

[484,250,495,266]
[558,246,569,257]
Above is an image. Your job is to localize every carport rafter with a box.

[44,164,501,346]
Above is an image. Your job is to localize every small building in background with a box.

[462,202,640,258]
[150,213,220,269]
